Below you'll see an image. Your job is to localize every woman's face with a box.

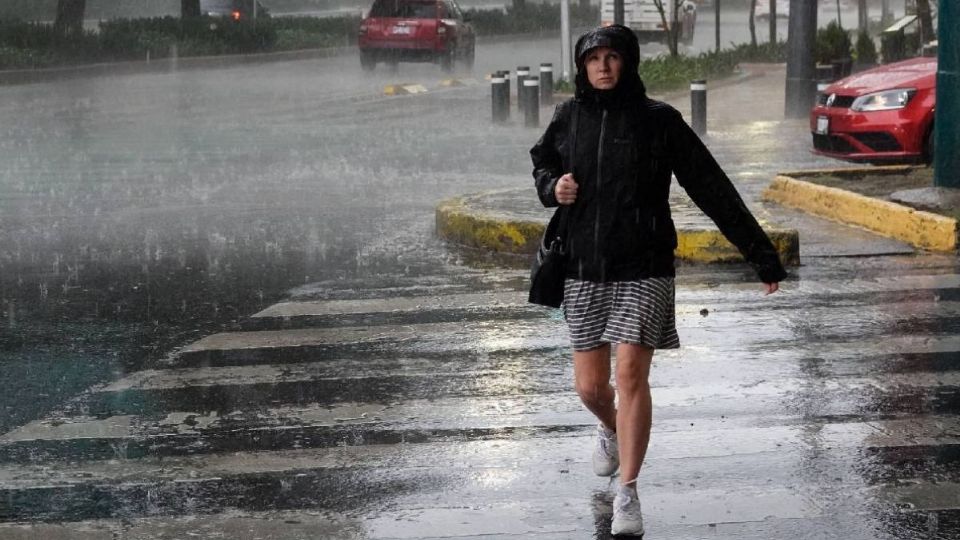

[585,46,623,90]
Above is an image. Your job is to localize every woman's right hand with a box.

[555,173,578,205]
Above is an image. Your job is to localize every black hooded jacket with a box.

[530,25,787,284]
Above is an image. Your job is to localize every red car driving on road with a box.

[358,0,475,72]
[810,56,937,164]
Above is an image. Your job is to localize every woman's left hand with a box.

[763,282,779,295]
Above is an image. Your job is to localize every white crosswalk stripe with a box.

[2,260,960,538]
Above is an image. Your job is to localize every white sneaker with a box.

[611,490,644,537]
[592,424,619,476]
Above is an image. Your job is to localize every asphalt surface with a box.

[1,35,959,539]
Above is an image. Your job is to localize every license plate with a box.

[392,25,411,34]
[816,115,829,135]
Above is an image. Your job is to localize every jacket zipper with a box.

[594,108,607,249]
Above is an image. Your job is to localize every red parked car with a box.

[358,0,475,72]
[810,57,937,164]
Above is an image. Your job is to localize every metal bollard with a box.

[516,66,530,111]
[499,70,511,108]
[491,73,509,124]
[690,79,707,136]
[523,76,540,128]
[539,63,554,106]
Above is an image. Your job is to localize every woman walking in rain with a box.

[529,25,786,536]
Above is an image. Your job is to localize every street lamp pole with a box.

[769,0,776,44]
[715,0,720,52]
[785,0,817,118]
[560,0,572,82]
[934,0,959,188]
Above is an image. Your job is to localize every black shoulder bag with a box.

[528,103,578,308]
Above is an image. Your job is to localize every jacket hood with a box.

[574,25,646,103]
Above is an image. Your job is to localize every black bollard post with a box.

[491,73,509,123]
[500,70,511,108]
[539,63,554,106]
[516,66,530,111]
[523,76,540,128]
[690,79,707,136]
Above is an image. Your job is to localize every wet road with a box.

[2,34,960,539]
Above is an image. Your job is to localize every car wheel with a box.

[440,47,455,73]
[923,125,934,165]
[360,50,376,72]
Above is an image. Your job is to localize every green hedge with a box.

[556,41,788,94]
[99,16,278,59]
[640,41,786,93]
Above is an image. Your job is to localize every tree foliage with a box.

[54,0,86,38]
[815,20,852,64]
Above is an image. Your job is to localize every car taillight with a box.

[232,10,241,20]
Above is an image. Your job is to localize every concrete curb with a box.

[436,189,800,265]
[675,225,800,265]
[435,190,545,254]
[762,166,958,252]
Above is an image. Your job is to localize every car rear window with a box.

[370,0,438,18]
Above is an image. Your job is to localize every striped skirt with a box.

[562,278,680,352]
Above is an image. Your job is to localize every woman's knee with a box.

[615,344,653,394]
[575,378,613,407]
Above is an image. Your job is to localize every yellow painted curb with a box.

[435,195,543,254]
[436,192,800,264]
[762,173,957,252]
[383,83,429,96]
[675,226,800,265]
[440,78,464,87]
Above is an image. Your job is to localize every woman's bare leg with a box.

[573,344,617,430]
[614,343,654,486]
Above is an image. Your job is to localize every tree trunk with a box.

[182,0,201,18]
[54,0,86,38]
[653,0,679,56]
[670,0,681,54]
[915,0,934,45]
[749,0,757,47]
[857,0,867,31]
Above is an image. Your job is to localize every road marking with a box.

[383,83,429,95]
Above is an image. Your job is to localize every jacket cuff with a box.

[755,262,788,284]
[540,177,561,207]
